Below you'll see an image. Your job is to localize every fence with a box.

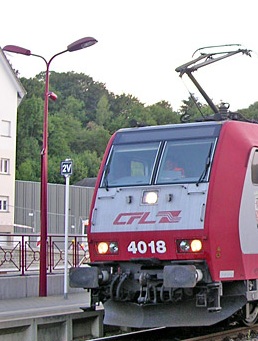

[0,233,89,276]
[15,180,95,235]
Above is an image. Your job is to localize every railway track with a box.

[86,324,258,341]
[88,327,167,341]
[182,325,258,341]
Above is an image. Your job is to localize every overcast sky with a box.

[2,0,258,111]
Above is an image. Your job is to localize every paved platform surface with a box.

[0,292,92,322]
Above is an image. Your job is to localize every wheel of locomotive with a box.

[242,303,258,326]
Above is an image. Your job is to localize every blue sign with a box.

[60,160,73,176]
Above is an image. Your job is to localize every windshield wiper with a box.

[196,144,213,186]
[103,164,110,191]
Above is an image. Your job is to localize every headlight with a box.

[142,190,158,204]
[190,239,202,252]
[179,240,190,252]
[109,242,119,253]
[96,241,119,255]
[177,239,203,253]
[97,242,109,254]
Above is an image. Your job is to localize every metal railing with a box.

[0,234,89,276]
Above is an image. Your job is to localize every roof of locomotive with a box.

[113,120,224,144]
[116,120,222,133]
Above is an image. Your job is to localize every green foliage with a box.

[178,94,214,122]
[238,101,258,121]
[70,123,111,158]
[16,158,40,181]
[70,151,101,183]
[16,95,43,174]
[96,94,112,127]
[147,101,180,125]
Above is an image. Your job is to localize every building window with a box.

[0,159,10,174]
[0,197,8,212]
[1,120,11,137]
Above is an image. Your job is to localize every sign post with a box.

[60,159,73,299]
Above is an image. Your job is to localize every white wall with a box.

[0,50,25,232]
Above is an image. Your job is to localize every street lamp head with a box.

[3,37,98,57]
[67,37,98,52]
[3,45,31,56]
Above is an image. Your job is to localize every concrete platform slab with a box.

[0,292,104,340]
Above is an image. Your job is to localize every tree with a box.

[48,72,109,125]
[238,101,258,121]
[16,159,40,182]
[73,124,111,158]
[96,94,112,127]
[48,115,72,157]
[178,94,214,122]
[59,95,86,122]
[71,151,101,182]
[147,101,180,125]
[16,95,43,172]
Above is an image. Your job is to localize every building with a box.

[0,48,26,233]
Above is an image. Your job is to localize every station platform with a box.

[0,292,104,340]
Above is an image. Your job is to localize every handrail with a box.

[0,233,89,276]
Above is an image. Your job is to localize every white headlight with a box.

[179,240,190,252]
[142,190,158,204]
[191,239,202,252]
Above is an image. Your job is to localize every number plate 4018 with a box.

[127,240,166,254]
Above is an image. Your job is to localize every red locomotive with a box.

[70,45,258,328]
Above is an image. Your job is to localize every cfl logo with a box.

[113,211,181,225]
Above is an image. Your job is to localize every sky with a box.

[2,0,258,112]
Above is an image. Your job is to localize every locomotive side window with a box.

[251,150,258,184]
[101,142,160,187]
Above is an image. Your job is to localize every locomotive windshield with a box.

[156,139,214,184]
[102,142,160,187]
[101,134,217,188]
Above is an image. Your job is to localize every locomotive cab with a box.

[70,120,258,328]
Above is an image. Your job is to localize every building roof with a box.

[74,177,97,187]
[0,47,26,105]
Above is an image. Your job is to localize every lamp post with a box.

[3,37,98,296]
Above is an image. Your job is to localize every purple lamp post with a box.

[3,37,98,296]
